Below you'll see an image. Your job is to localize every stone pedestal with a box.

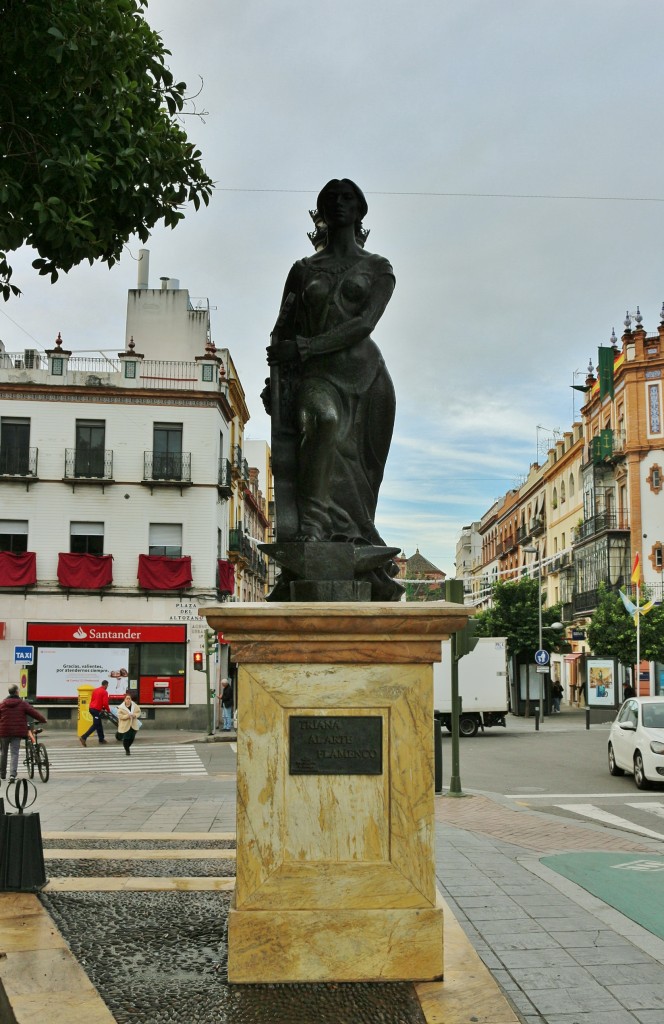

[199,602,469,984]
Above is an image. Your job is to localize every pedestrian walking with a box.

[79,679,111,746]
[0,684,47,783]
[117,692,142,756]
[551,680,563,714]
[219,678,234,731]
[623,682,635,700]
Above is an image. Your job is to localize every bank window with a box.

[149,523,182,558]
[0,417,30,475]
[141,644,185,677]
[0,519,28,553]
[70,522,104,555]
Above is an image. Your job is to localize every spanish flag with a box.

[631,553,641,586]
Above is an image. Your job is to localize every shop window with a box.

[149,522,182,558]
[70,522,104,555]
[0,519,28,553]
[0,417,30,475]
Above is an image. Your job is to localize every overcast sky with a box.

[4,0,664,574]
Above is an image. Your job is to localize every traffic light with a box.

[193,651,204,672]
[445,579,479,660]
[205,629,218,657]
[455,618,479,659]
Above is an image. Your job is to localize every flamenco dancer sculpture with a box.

[261,178,403,602]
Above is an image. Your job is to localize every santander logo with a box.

[73,627,88,639]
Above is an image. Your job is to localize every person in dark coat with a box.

[0,684,47,782]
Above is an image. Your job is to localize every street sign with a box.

[536,666,549,674]
[14,645,34,665]
[534,649,549,666]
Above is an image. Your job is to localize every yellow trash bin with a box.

[77,685,94,737]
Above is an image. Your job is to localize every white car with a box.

[608,696,664,789]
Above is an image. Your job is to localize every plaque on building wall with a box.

[289,715,383,775]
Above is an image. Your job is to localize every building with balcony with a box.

[0,251,270,728]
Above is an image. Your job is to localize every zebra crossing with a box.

[555,800,664,841]
[46,743,207,776]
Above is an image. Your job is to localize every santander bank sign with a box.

[27,623,187,644]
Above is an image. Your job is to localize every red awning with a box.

[137,554,192,590]
[564,653,584,662]
[0,551,37,587]
[218,558,235,594]
[57,553,113,589]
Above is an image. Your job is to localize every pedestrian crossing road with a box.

[46,744,207,776]
[508,793,664,841]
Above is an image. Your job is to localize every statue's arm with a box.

[297,270,394,360]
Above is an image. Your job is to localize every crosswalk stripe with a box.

[44,745,207,776]
[556,803,664,840]
[627,802,664,819]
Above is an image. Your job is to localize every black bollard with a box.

[433,712,443,794]
[0,779,47,892]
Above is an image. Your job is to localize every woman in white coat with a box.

[117,691,141,756]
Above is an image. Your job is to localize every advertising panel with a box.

[587,658,618,707]
[37,647,130,699]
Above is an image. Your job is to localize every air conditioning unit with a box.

[24,349,37,369]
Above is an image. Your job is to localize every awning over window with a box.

[0,551,37,587]
[564,652,584,662]
[57,553,113,589]
[138,554,192,590]
[218,558,235,594]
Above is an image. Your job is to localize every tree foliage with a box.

[0,0,213,299]
[473,577,565,660]
[586,584,664,666]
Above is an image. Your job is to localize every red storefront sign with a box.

[27,623,187,644]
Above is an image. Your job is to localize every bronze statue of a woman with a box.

[263,179,401,601]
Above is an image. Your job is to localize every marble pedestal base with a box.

[199,602,470,984]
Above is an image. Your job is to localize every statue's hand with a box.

[266,338,298,365]
[260,378,272,415]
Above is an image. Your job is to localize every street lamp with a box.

[523,545,564,726]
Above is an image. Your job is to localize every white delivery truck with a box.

[434,637,509,737]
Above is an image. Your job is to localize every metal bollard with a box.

[586,707,590,730]
[535,706,540,731]
[433,712,443,794]
[0,779,46,892]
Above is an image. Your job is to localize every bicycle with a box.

[24,727,49,783]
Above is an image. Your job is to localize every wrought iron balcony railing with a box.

[64,448,114,480]
[0,447,38,477]
[143,451,191,483]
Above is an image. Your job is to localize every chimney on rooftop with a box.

[137,249,150,289]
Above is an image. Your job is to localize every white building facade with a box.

[0,253,268,728]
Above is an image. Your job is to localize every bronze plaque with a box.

[289,715,383,775]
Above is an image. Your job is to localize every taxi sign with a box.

[14,645,34,665]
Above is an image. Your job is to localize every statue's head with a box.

[316,179,368,230]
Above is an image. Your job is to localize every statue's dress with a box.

[284,250,396,547]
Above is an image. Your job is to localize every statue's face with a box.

[321,182,360,227]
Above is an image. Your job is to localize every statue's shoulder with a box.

[362,251,395,279]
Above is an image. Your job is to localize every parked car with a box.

[608,697,664,789]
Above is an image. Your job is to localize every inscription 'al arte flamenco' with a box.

[289,715,383,776]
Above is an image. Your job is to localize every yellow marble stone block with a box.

[228,891,445,984]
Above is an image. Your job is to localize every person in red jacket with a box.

[79,679,111,747]
[0,684,47,783]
